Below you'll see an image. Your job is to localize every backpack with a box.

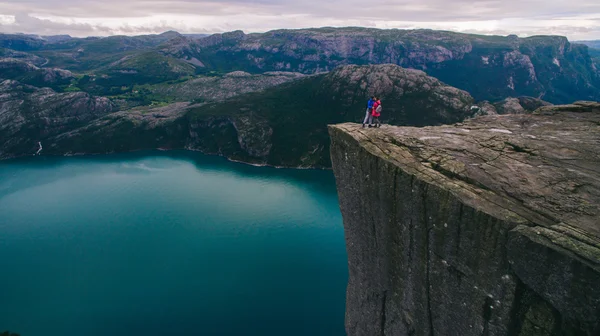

[376,105,382,113]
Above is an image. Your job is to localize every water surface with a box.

[0,152,347,336]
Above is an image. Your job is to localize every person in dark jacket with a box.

[362,96,375,128]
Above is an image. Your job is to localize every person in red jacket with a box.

[370,97,382,128]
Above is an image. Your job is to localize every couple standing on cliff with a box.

[362,96,382,128]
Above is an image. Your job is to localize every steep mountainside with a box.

[588,48,600,64]
[5,65,475,167]
[195,28,600,103]
[0,80,116,159]
[1,29,598,104]
[329,102,600,336]
[181,64,473,167]
[2,28,599,104]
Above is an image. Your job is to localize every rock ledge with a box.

[329,104,600,335]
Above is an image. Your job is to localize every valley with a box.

[1,28,599,167]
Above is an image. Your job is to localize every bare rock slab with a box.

[329,103,600,336]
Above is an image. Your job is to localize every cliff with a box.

[2,29,598,104]
[196,28,600,104]
[0,80,115,159]
[329,102,600,335]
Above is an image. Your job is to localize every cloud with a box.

[0,0,598,39]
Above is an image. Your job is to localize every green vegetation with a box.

[62,85,82,92]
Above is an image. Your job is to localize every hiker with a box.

[370,97,382,128]
[362,96,375,128]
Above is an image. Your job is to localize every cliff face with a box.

[196,28,600,104]
[0,80,115,159]
[329,102,600,335]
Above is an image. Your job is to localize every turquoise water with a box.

[0,152,347,336]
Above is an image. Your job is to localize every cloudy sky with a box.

[0,0,599,40]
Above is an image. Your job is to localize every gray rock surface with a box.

[492,97,552,115]
[329,102,600,336]
[0,48,46,66]
[0,80,115,158]
[0,58,74,86]
[149,71,305,103]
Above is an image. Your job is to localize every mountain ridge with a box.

[1,27,598,104]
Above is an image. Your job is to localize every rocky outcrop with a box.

[157,35,204,67]
[148,71,305,103]
[48,102,190,156]
[487,96,553,115]
[0,58,74,87]
[0,80,115,159]
[329,102,600,335]
[0,48,46,66]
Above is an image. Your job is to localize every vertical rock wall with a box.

[329,107,600,336]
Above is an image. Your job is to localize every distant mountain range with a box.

[1,28,599,104]
[576,40,600,49]
[0,28,599,165]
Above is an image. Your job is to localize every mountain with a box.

[145,71,306,103]
[583,43,600,64]
[0,80,115,159]
[40,35,73,43]
[1,28,599,165]
[577,40,600,49]
[20,64,475,167]
[157,35,205,67]
[183,33,210,40]
[26,31,189,72]
[475,96,553,115]
[2,28,598,105]
[194,28,600,104]
[0,58,74,89]
[182,64,474,167]
[0,33,45,51]
[0,48,46,66]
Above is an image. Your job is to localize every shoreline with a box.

[0,148,332,171]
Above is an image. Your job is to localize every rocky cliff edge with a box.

[329,102,600,335]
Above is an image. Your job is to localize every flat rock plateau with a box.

[329,101,600,335]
